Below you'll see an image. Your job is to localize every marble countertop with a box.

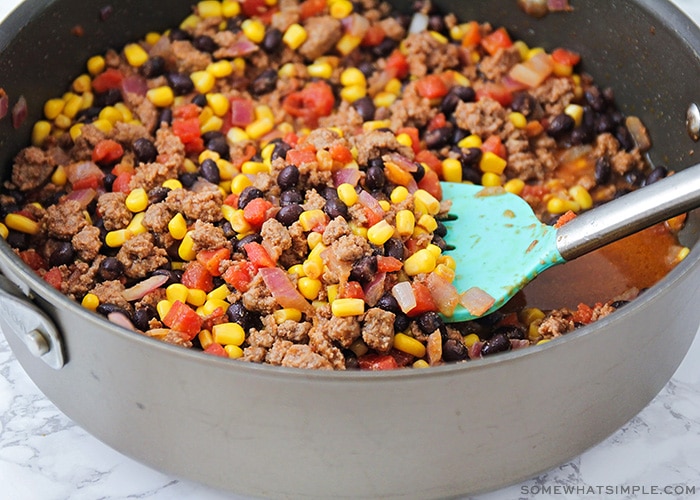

[2,1,700,499]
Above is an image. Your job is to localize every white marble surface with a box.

[2,1,700,499]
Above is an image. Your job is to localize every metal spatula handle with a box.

[556,165,700,261]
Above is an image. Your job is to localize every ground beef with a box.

[44,200,87,240]
[322,217,351,245]
[538,309,576,338]
[241,272,277,314]
[90,280,130,311]
[479,45,522,81]
[298,15,342,61]
[97,192,132,231]
[332,234,371,262]
[11,147,63,191]
[277,320,312,343]
[116,233,169,278]
[530,77,576,116]
[266,339,293,365]
[308,325,345,369]
[362,308,395,353]
[261,218,292,262]
[142,203,173,233]
[60,261,99,299]
[242,345,268,363]
[122,92,159,133]
[453,98,507,137]
[388,83,436,130]
[353,130,413,166]
[279,221,308,268]
[171,40,212,73]
[154,126,186,172]
[72,225,102,261]
[189,219,230,252]
[327,315,361,348]
[402,31,460,77]
[166,186,224,223]
[129,162,178,192]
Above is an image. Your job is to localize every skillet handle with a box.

[0,273,65,369]
[556,164,700,261]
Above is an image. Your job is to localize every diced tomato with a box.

[389,348,415,367]
[43,267,63,291]
[460,21,482,47]
[282,81,335,126]
[396,127,421,154]
[285,148,316,167]
[72,174,103,191]
[111,171,133,193]
[376,256,403,273]
[385,50,409,80]
[551,47,581,67]
[339,281,365,300]
[162,300,203,340]
[111,163,135,175]
[415,150,443,176]
[481,135,507,159]
[361,24,386,47]
[92,68,124,93]
[496,311,520,328]
[243,241,276,268]
[384,160,414,186]
[92,139,124,166]
[203,342,228,357]
[19,249,46,271]
[172,117,204,155]
[427,113,447,131]
[196,248,231,277]
[173,103,201,120]
[416,74,449,99]
[232,143,258,169]
[481,27,513,56]
[223,193,239,208]
[521,184,549,201]
[554,210,577,228]
[329,143,353,164]
[525,120,545,137]
[283,132,299,147]
[182,261,214,292]
[243,197,274,228]
[475,82,513,107]
[299,0,326,20]
[572,302,594,324]
[407,281,438,317]
[241,0,270,16]
[358,353,399,370]
[416,167,442,200]
[222,261,257,292]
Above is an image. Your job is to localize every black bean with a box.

[272,142,291,162]
[99,257,124,281]
[424,126,452,149]
[192,93,207,107]
[547,114,575,140]
[103,172,117,192]
[460,147,482,168]
[440,86,473,115]
[493,324,526,340]
[353,96,376,122]
[96,303,132,319]
[280,189,303,206]
[358,61,376,78]
[133,305,158,331]
[262,27,282,52]
[169,28,191,41]
[320,185,340,200]
[227,302,259,331]
[365,165,386,190]
[99,5,113,21]
[431,234,447,251]
[412,162,425,182]
[350,255,377,285]
[511,92,537,117]
[417,311,444,335]
[324,198,349,220]
[453,127,469,145]
[158,108,172,126]
[428,14,445,33]
[221,221,236,239]
[584,88,606,112]
[226,15,244,33]
[94,88,121,107]
[167,73,195,95]
[434,220,447,238]
[644,165,668,186]
[372,37,397,58]
[6,231,28,251]
[200,158,221,184]
[343,349,360,370]
[377,292,401,314]
[236,233,263,253]
[193,34,218,53]
[594,157,611,184]
[48,242,74,267]
[442,339,469,362]
[205,134,230,159]
[237,186,264,209]
[276,203,304,226]
[615,124,635,151]
[250,68,278,96]
[133,137,158,164]
[179,172,199,188]
[480,332,511,356]
[383,238,404,261]
[394,312,411,333]
[140,56,165,78]
[595,114,615,134]
[277,165,300,190]
[148,186,170,205]
[610,300,630,309]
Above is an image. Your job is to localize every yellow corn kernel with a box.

[187,288,207,306]
[374,91,397,108]
[207,60,234,80]
[384,78,402,95]
[5,213,40,235]
[180,13,201,31]
[307,61,333,79]
[308,242,327,261]
[429,30,448,44]
[277,62,299,79]
[283,24,307,50]
[166,283,189,304]
[221,0,241,17]
[508,111,527,129]
[288,264,305,278]
[199,150,220,164]
[519,307,546,326]
[197,330,214,350]
[69,123,84,141]
[124,43,149,67]
[426,243,442,259]
[433,263,455,282]
[536,338,551,345]
[215,159,235,181]
[299,209,327,232]
[198,0,223,17]
[201,298,230,316]
[86,55,105,76]
[178,231,197,261]
[481,172,502,187]
[205,285,228,303]
[463,333,480,348]
[241,160,270,175]
[417,214,438,232]
[105,229,130,247]
[390,186,409,204]
[367,220,395,246]
[393,133,412,149]
[206,93,230,117]
[395,210,415,237]
[156,299,173,320]
[340,85,366,104]
[307,231,323,250]
[212,322,246,346]
[161,179,182,191]
[125,188,148,213]
[340,67,366,87]
[190,70,216,94]
[53,114,72,130]
[200,115,223,134]
[298,276,322,300]
[80,91,94,110]
[302,256,324,280]
[92,118,113,134]
[337,183,358,206]
[569,185,593,210]
[546,197,579,215]
[438,254,457,270]
[146,86,174,107]
[223,207,252,233]
[273,308,303,324]
[48,167,67,189]
[63,94,84,119]
[504,178,525,195]
[336,33,362,56]
[43,98,64,120]
[331,298,365,317]
[330,0,353,18]
[324,284,338,304]
[349,222,367,238]
[81,293,100,311]
[165,213,187,240]
[393,332,426,358]
[245,117,274,140]
[528,319,543,341]
[230,174,253,195]
[126,212,147,236]
[378,200,391,212]
[413,359,430,369]
[242,18,266,43]
[224,344,244,358]
[458,134,482,149]
[480,151,508,175]
[413,189,441,215]
[31,121,52,147]
[403,248,437,276]
[442,158,462,183]
[362,119,391,133]
[226,126,249,144]
[564,104,584,127]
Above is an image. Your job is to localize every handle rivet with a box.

[686,103,700,141]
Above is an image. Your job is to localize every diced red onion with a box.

[363,272,386,307]
[384,152,418,172]
[332,168,362,187]
[12,95,27,129]
[392,281,416,314]
[467,341,483,360]
[65,161,105,184]
[357,190,385,222]
[230,99,255,127]
[229,39,259,57]
[259,267,313,313]
[121,75,148,96]
[459,287,496,317]
[108,311,137,331]
[0,93,8,120]
[425,272,460,317]
[65,188,97,209]
[547,0,572,12]
[511,339,530,350]
[122,274,170,302]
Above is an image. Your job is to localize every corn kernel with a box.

[241,160,270,175]
[536,338,551,345]
[241,18,266,43]
[508,111,528,129]
[197,330,214,350]
[245,117,274,140]
[86,55,105,76]
[384,78,402,95]
[299,209,327,231]
[62,94,83,119]
[564,104,584,127]
[5,213,40,235]
[31,121,52,147]
[340,85,366,104]
[124,43,149,67]
[283,24,307,50]
[298,276,322,300]
[442,158,462,183]
[207,60,234,79]
[331,298,365,317]
[519,307,546,326]
[480,151,508,175]
[162,179,183,191]
[223,207,253,233]
[198,0,223,17]
[403,248,437,276]
[201,298,230,316]
[340,67,366,87]
[53,114,72,130]
[212,322,246,346]
[307,61,333,79]
[458,134,482,149]
[362,119,391,133]
[481,172,502,187]
[230,174,253,195]
[146,86,174,107]
[105,229,130,247]
[390,186,409,204]
[438,254,457,270]
[166,283,189,304]
[326,284,339,304]
[413,189,441,215]
[125,188,149,213]
[157,299,173,320]
[330,0,353,18]
[81,293,100,311]
[374,91,397,108]
[126,212,147,236]
[224,344,244,358]
[569,185,593,210]
[190,70,216,94]
[273,308,303,324]
[336,33,362,56]
[349,222,367,238]
[378,200,391,211]
[433,263,455,282]
[395,210,415,237]
[165,213,187,240]
[529,320,544,341]
[546,197,579,214]
[463,333,480,348]
[180,14,201,31]
[393,332,426,358]
[367,220,395,246]
[43,98,65,120]
[179,231,197,260]
[205,93,230,117]
[504,178,525,195]
[288,264,305,277]
[187,288,207,306]
[302,256,324,280]
[413,359,430,369]
[201,115,223,134]
[429,30,448,44]
[221,0,241,17]
[307,231,324,250]
[417,214,438,232]
[69,123,84,141]
[337,183,358,206]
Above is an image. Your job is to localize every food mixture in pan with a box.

[0,0,689,369]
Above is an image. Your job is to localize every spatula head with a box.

[440,183,565,323]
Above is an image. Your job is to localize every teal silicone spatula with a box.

[440,165,700,323]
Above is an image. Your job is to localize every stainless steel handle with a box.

[556,165,700,261]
